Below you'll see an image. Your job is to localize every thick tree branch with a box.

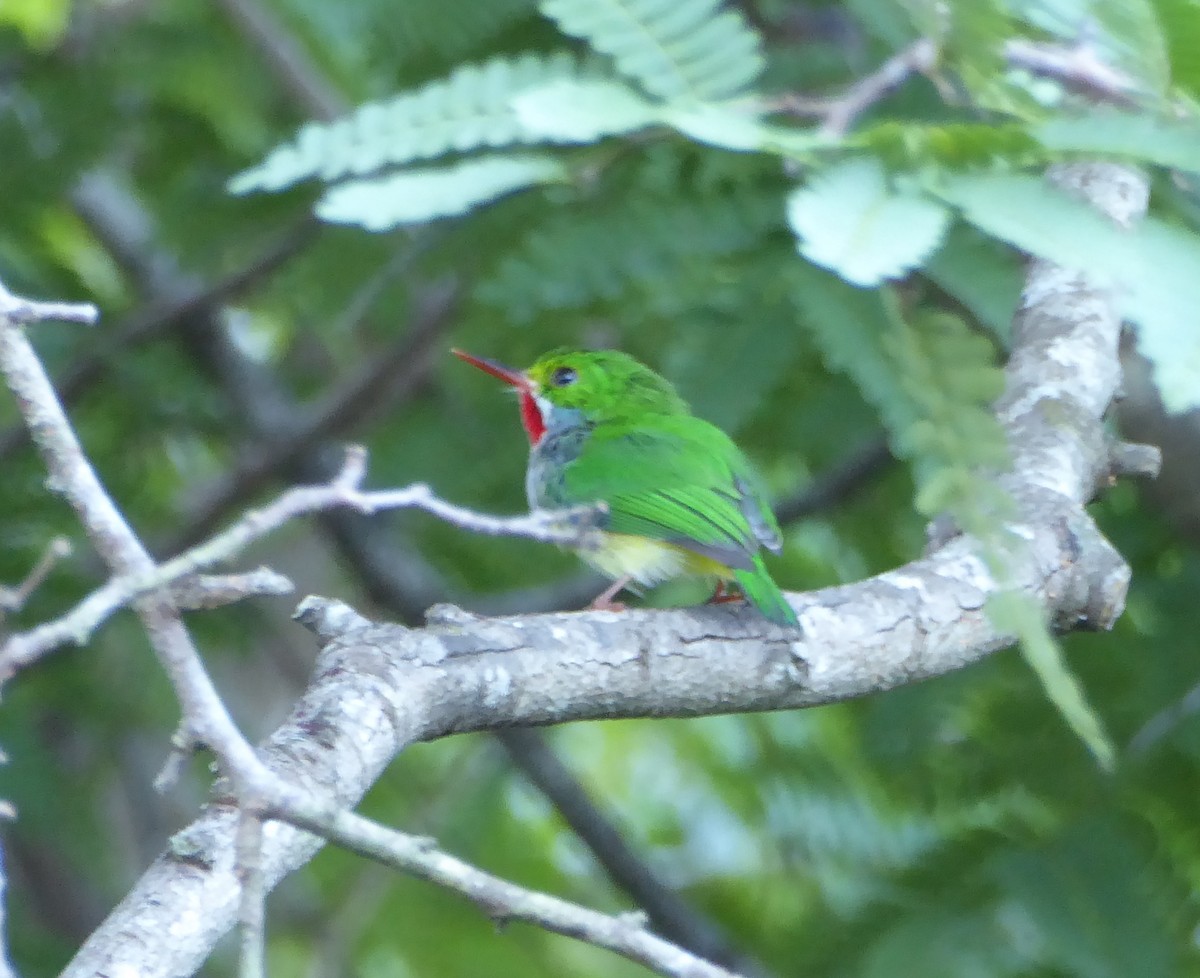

[62,159,1152,976]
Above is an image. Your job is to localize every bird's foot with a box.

[589,575,632,613]
[589,597,628,612]
[707,580,747,605]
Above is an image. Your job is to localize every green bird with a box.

[453,348,798,627]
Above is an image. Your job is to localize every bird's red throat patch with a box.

[518,390,546,445]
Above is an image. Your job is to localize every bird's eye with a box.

[551,366,577,387]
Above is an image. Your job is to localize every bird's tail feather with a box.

[734,556,798,627]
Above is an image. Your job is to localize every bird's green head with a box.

[453,348,689,444]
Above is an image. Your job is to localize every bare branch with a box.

[0,537,72,614]
[765,38,939,135]
[497,728,771,978]
[0,283,98,328]
[0,818,16,978]
[0,278,267,785]
[0,446,604,677]
[169,569,294,610]
[269,796,742,978]
[1004,39,1139,104]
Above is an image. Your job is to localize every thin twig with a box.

[0,537,72,614]
[766,38,938,136]
[168,569,294,611]
[0,446,604,677]
[1004,38,1139,104]
[168,279,459,551]
[269,792,742,978]
[0,283,97,328]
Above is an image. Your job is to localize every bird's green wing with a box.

[557,415,780,571]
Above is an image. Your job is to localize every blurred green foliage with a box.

[2,0,1200,976]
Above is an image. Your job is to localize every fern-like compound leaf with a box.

[537,0,764,102]
[230,52,591,194]
[314,155,568,231]
[787,159,951,287]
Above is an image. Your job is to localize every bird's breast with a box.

[525,422,592,510]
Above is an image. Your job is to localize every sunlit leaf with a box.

[538,0,765,101]
[787,158,951,287]
[314,155,568,230]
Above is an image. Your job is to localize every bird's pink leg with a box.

[590,575,632,612]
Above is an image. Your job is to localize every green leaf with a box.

[787,158,951,287]
[478,187,781,320]
[663,103,828,155]
[789,268,1009,537]
[933,171,1200,414]
[314,155,568,230]
[854,121,1044,170]
[1123,219,1200,415]
[513,77,831,153]
[1037,109,1200,174]
[1157,0,1200,99]
[512,78,661,142]
[230,52,590,194]
[923,223,1021,343]
[537,0,765,101]
[989,593,1116,769]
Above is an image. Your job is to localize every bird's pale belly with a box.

[583,532,732,587]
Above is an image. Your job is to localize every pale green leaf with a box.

[988,591,1116,769]
[314,156,567,231]
[934,171,1200,414]
[664,104,829,155]
[1037,110,1200,174]
[230,52,589,194]
[1123,220,1200,414]
[932,171,1129,283]
[537,0,765,101]
[787,158,951,287]
[512,79,660,142]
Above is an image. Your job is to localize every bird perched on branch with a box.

[453,348,798,626]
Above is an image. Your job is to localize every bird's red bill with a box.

[452,348,546,445]
[451,348,529,389]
